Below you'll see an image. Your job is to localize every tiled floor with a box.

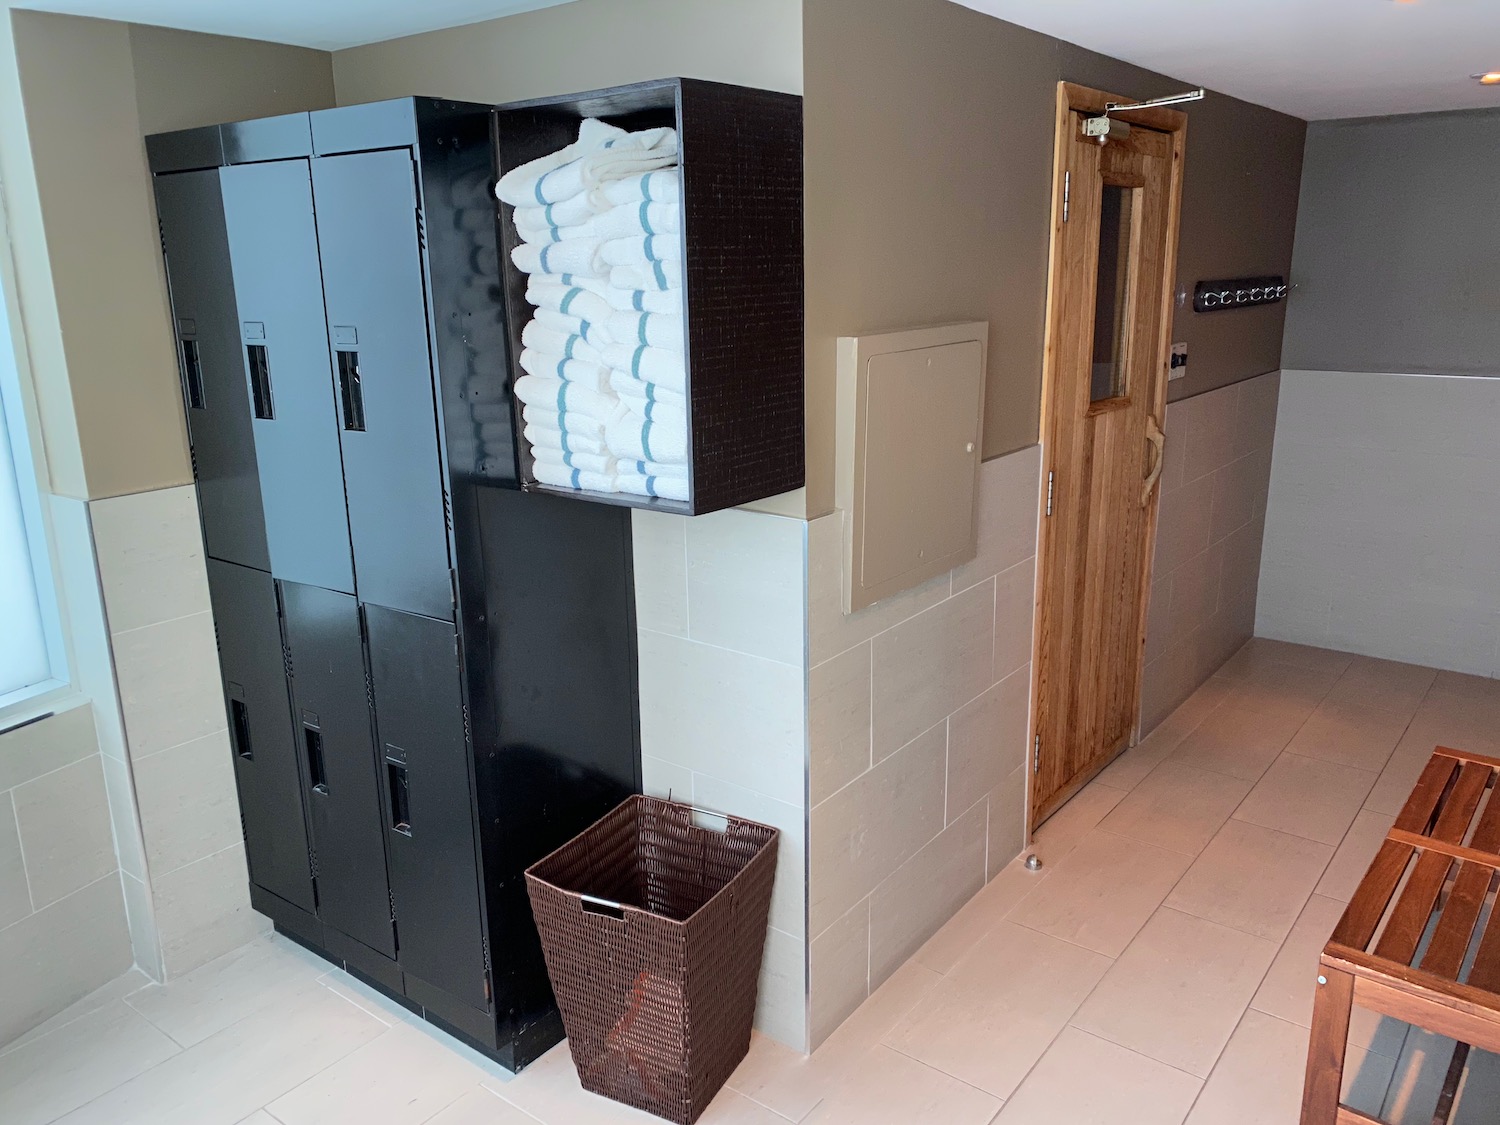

[4,639,1500,1124]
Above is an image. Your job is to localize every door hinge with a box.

[388,887,397,923]
[1045,471,1055,517]
[281,642,294,680]
[1062,171,1071,223]
[307,846,319,880]
[1033,734,1042,774]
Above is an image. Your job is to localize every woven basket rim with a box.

[523,793,779,929]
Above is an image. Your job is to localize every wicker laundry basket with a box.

[525,795,779,1124]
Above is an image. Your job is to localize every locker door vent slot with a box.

[230,696,252,760]
[304,724,328,794]
[387,759,411,835]
[247,344,275,419]
[337,350,366,432]
[182,339,206,410]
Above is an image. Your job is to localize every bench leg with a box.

[1301,966,1355,1125]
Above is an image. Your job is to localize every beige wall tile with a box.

[153,843,266,978]
[1234,371,1281,458]
[1182,382,1242,483]
[1153,469,1216,580]
[691,773,804,939]
[0,705,98,792]
[950,444,1041,595]
[993,556,1037,681]
[810,899,869,1049]
[639,755,692,801]
[1168,541,1225,643]
[809,642,871,806]
[0,875,133,1043]
[12,756,118,908]
[0,794,31,928]
[913,858,1042,975]
[947,664,1029,822]
[1208,453,1262,544]
[988,761,1028,874]
[755,925,808,1053]
[630,510,687,637]
[810,722,945,936]
[636,630,804,806]
[871,579,994,759]
[113,611,225,761]
[88,485,210,634]
[868,801,986,985]
[685,509,805,665]
[132,729,241,877]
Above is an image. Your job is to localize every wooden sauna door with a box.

[1031,83,1186,828]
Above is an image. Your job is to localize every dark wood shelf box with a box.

[492,77,805,516]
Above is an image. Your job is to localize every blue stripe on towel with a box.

[645,476,657,498]
[534,176,549,205]
[571,468,582,489]
[631,345,647,382]
[646,383,657,406]
[644,235,661,262]
[560,288,579,315]
[580,319,593,342]
[638,316,650,346]
[539,243,552,273]
[640,172,653,202]
[640,420,653,461]
[652,260,668,290]
[560,273,573,285]
[559,423,572,456]
[632,291,644,312]
[639,201,654,235]
[556,357,569,380]
[556,383,568,412]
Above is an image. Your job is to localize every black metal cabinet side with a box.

[154,171,271,571]
[279,581,397,961]
[311,150,454,622]
[220,161,356,595]
[363,604,489,1017]
[205,559,314,914]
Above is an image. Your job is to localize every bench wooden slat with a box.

[1373,762,1491,965]
[1420,860,1490,980]
[1386,829,1500,871]
[1435,745,1500,772]
[1467,782,1500,854]
[1466,901,1500,994]
[1394,754,1462,835]
[1333,840,1415,950]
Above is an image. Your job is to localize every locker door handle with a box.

[337,351,366,432]
[229,697,252,760]
[247,344,275,419]
[181,339,206,410]
[303,724,328,794]
[386,759,411,835]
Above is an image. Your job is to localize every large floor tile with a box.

[422,1087,541,1124]
[1028,782,1126,866]
[0,968,152,1057]
[52,980,385,1124]
[1006,829,1192,957]
[266,1021,491,1125]
[995,1026,1201,1125]
[1381,1031,1500,1125]
[1316,808,1397,902]
[803,1045,1000,1125]
[1072,908,1277,1078]
[1165,819,1333,942]
[1095,727,1181,793]
[1097,762,1254,856]
[1216,639,1353,684]
[1249,894,1406,1059]
[1323,657,1437,718]
[1185,1010,1395,1125]
[914,859,1046,975]
[884,921,1111,1100]
[1282,699,1411,773]
[1232,753,1376,846]
[1167,701,1304,782]
[0,1000,180,1125]
[1364,733,1449,816]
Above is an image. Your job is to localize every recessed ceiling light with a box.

[1475,72,1500,85]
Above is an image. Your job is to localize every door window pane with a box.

[1091,184,1135,402]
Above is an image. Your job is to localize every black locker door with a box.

[220,161,355,594]
[364,605,487,1009]
[204,559,314,914]
[311,151,453,621]
[279,582,396,959]
[155,172,270,571]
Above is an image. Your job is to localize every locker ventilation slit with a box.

[247,344,274,419]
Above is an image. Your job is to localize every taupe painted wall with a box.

[0,11,334,501]
[1282,108,1500,377]
[803,0,1305,516]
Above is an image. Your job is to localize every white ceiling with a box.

[13,0,579,50]
[955,0,1500,119]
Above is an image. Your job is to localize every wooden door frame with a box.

[1027,82,1188,838]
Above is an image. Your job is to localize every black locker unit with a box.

[148,99,641,1071]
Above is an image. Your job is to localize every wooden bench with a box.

[1301,746,1500,1125]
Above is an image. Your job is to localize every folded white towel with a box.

[618,458,688,480]
[607,310,685,354]
[530,446,618,476]
[601,234,683,267]
[524,421,608,457]
[526,280,615,332]
[513,374,624,426]
[514,216,595,245]
[592,169,682,210]
[518,348,611,392]
[610,260,683,292]
[511,239,605,278]
[603,285,684,316]
[602,342,687,393]
[512,193,595,233]
[606,407,688,464]
[610,370,686,410]
[497,120,677,205]
[533,461,618,494]
[616,473,689,502]
[521,320,605,366]
[530,307,611,350]
[592,201,681,240]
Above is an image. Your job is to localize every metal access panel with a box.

[220,161,355,594]
[155,172,270,571]
[311,151,453,621]
[205,559,313,914]
[279,581,396,960]
[364,603,487,1013]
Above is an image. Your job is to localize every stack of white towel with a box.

[496,119,691,502]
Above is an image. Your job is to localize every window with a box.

[0,274,66,711]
